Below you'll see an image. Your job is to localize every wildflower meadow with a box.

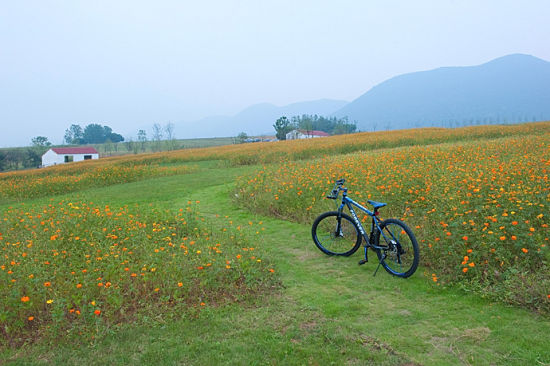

[1,121,549,362]
[236,132,550,312]
[0,200,275,346]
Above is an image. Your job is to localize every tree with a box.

[236,132,248,144]
[126,139,139,154]
[103,139,113,155]
[83,124,107,144]
[31,136,51,147]
[108,133,124,143]
[137,130,147,152]
[152,123,163,152]
[64,124,84,144]
[282,114,357,136]
[4,150,25,170]
[103,125,113,138]
[297,115,314,137]
[25,148,42,168]
[332,116,357,135]
[273,116,293,140]
[0,151,7,171]
[164,122,176,150]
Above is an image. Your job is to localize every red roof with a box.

[299,130,330,137]
[51,147,98,154]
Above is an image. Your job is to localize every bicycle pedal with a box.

[358,259,368,265]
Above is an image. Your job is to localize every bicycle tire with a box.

[312,211,362,256]
[374,218,419,278]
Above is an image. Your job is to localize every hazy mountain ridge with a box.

[333,54,550,131]
[177,99,348,138]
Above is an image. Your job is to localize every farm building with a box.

[286,130,330,140]
[41,147,99,167]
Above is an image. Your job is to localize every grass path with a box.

[192,181,550,365]
[3,166,550,365]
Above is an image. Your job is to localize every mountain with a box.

[177,99,348,138]
[333,54,550,131]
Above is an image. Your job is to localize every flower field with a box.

[1,121,549,349]
[0,200,276,346]
[0,160,197,203]
[235,133,550,312]
[1,122,547,204]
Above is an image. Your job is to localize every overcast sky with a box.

[1,0,549,147]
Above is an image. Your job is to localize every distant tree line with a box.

[64,123,124,145]
[273,115,357,140]
[0,136,52,171]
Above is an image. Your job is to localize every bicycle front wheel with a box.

[312,211,362,256]
[375,218,419,278]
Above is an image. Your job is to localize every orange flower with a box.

[499,236,506,241]
[462,236,468,241]
[511,221,518,225]
[462,268,468,273]
[511,235,517,241]
[28,316,34,321]
[43,282,51,287]
[94,309,101,316]
[177,282,183,287]
[76,283,82,288]
[521,248,528,253]
[21,296,30,302]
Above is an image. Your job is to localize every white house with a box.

[42,147,99,167]
[286,130,330,140]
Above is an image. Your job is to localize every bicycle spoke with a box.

[376,219,419,278]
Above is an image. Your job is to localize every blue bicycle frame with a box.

[335,186,394,261]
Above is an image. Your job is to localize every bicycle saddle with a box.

[368,200,387,209]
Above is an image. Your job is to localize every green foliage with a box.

[291,114,357,135]
[64,123,124,145]
[236,132,248,144]
[64,124,84,144]
[274,115,356,140]
[273,116,292,140]
[31,136,51,147]
[83,124,108,144]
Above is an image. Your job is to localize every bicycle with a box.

[311,179,420,278]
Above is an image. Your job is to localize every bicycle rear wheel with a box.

[375,218,419,278]
[312,211,361,256]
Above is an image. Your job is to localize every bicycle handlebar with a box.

[326,178,346,199]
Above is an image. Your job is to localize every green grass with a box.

[93,136,241,157]
[2,163,550,365]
